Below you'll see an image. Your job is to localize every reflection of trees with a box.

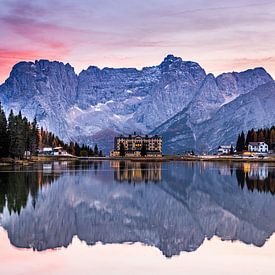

[0,161,105,215]
[236,164,275,195]
[111,161,162,183]
[0,165,62,215]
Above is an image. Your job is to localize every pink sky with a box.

[0,0,275,83]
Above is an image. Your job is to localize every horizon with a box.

[0,54,274,85]
[1,0,275,83]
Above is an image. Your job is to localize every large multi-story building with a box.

[110,133,162,157]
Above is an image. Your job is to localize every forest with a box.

[236,127,275,152]
[0,102,102,159]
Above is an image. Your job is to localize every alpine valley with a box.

[0,54,274,154]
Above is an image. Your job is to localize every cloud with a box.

[0,0,275,82]
[0,48,69,83]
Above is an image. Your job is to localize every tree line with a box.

[236,126,275,152]
[0,103,103,159]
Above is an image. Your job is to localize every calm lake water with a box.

[1,160,275,274]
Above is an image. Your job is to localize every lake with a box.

[1,160,275,274]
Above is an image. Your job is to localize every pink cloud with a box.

[0,48,69,83]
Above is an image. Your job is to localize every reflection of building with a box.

[248,142,269,153]
[110,134,162,157]
[110,161,162,183]
[236,163,275,194]
[248,164,268,180]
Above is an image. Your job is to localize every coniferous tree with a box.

[236,134,241,152]
[8,110,17,158]
[245,130,252,148]
[14,112,26,158]
[1,108,102,159]
[270,129,275,148]
[252,131,258,142]
[0,103,9,157]
[240,131,245,151]
[236,132,246,152]
[94,144,99,156]
[29,117,39,157]
[258,130,264,142]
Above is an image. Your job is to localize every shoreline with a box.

[2,155,275,166]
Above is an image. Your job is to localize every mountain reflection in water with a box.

[1,161,275,257]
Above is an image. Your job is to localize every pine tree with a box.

[252,131,258,142]
[236,132,246,152]
[0,103,9,157]
[94,144,99,156]
[29,117,39,157]
[74,143,81,156]
[14,112,26,158]
[245,130,252,148]
[240,131,245,151]
[270,129,275,149]
[258,130,264,142]
[236,134,241,152]
[1,108,102,159]
[8,110,16,158]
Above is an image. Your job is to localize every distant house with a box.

[248,142,269,153]
[39,147,70,156]
[42,147,54,156]
[218,145,234,155]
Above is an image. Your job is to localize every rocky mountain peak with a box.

[0,56,274,153]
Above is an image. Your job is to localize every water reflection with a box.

[236,163,275,195]
[111,161,162,183]
[1,161,275,257]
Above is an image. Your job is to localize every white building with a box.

[40,147,70,156]
[218,145,234,155]
[42,147,54,155]
[248,142,269,153]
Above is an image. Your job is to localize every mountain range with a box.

[0,55,274,153]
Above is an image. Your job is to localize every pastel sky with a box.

[0,0,275,83]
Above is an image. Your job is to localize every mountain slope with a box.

[154,81,275,153]
[0,55,273,153]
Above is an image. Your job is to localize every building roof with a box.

[43,147,53,151]
[116,134,162,139]
[218,145,232,149]
[249,142,259,146]
[249,142,268,146]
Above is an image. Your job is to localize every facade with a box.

[39,147,70,156]
[248,142,269,153]
[110,134,162,157]
[218,145,234,155]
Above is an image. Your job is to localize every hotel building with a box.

[110,134,162,157]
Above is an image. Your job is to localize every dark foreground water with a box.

[1,160,275,274]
